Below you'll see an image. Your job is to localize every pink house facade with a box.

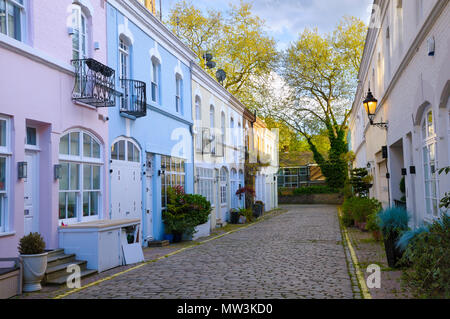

[0,0,111,257]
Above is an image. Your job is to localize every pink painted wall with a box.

[0,0,109,257]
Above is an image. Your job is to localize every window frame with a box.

[175,75,182,113]
[72,4,89,60]
[0,0,26,42]
[0,116,11,233]
[421,109,440,219]
[161,156,186,209]
[59,130,103,224]
[151,59,160,104]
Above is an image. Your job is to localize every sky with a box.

[161,0,374,50]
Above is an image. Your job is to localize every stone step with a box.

[47,253,77,268]
[45,249,65,259]
[148,240,169,247]
[45,269,98,285]
[44,260,88,282]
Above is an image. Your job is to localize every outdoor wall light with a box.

[402,168,407,176]
[410,166,416,175]
[54,164,62,180]
[18,162,27,180]
[363,88,388,129]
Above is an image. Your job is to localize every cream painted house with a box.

[191,63,246,232]
[253,118,279,212]
[349,0,450,227]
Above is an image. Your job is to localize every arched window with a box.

[72,4,89,60]
[220,167,227,205]
[195,96,202,152]
[220,112,226,154]
[151,57,160,103]
[111,139,140,162]
[421,109,439,218]
[210,105,216,154]
[59,130,102,222]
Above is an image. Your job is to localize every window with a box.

[0,117,9,233]
[161,156,185,208]
[196,167,214,206]
[175,76,182,113]
[26,127,36,146]
[220,167,227,205]
[72,5,88,60]
[422,110,439,218]
[111,140,140,163]
[0,0,24,41]
[119,38,130,108]
[195,97,202,153]
[59,131,102,222]
[151,59,160,103]
[209,106,216,154]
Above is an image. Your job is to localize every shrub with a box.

[341,197,382,226]
[293,186,340,195]
[400,214,450,298]
[239,208,254,223]
[163,187,212,238]
[18,233,46,255]
[366,211,381,232]
[377,207,410,238]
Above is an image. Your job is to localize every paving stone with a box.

[61,205,355,299]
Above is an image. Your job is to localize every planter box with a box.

[0,258,21,299]
[279,193,344,205]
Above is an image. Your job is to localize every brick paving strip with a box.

[18,205,361,299]
[343,219,414,299]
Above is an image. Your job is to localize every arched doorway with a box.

[110,137,142,221]
[219,166,229,223]
[230,168,239,210]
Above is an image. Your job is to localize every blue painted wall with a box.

[106,4,194,241]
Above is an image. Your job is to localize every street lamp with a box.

[363,88,388,129]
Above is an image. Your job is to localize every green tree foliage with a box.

[166,0,277,107]
[265,16,367,188]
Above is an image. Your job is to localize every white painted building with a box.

[349,0,450,227]
[191,63,246,232]
[254,118,279,212]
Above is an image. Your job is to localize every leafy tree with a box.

[264,16,367,188]
[166,0,277,107]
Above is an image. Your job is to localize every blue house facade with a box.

[106,0,196,243]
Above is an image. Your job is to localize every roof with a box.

[279,151,316,168]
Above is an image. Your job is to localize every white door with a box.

[110,160,142,220]
[144,153,153,241]
[24,152,38,235]
[219,167,228,222]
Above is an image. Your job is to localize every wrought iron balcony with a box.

[72,58,116,107]
[120,79,147,118]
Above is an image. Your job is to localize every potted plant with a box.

[377,207,409,268]
[367,211,382,241]
[238,208,252,224]
[253,201,265,218]
[230,209,240,224]
[18,232,48,292]
[162,186,212,243]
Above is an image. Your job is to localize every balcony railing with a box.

[120,79,147,118]
[72,58,116,107]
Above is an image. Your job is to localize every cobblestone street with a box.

[57,205,358,299]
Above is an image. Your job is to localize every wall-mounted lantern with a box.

[18,162,27,180]
[410,166,416,175]
[54,164,62,180]
[401,168,407,176]
[363,88,388,129]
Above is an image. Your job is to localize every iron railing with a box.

[120,79,147,118]
[72,58,116,107]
